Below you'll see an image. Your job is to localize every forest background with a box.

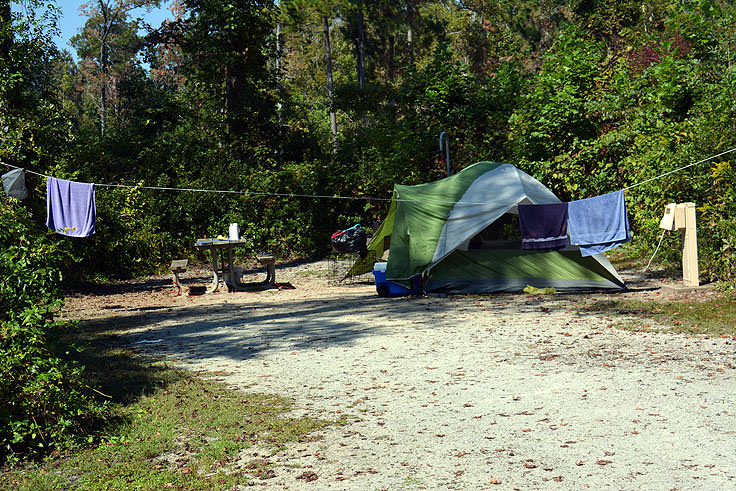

[3,0,736,280]
[3,0,736,460]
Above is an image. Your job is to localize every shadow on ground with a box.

[70,325,184,405]
[76,284,630,367]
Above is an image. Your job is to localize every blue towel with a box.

[518,202,569,251]
[46,177,96,237]
[568,190,630,257]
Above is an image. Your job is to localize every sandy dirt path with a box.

[65,264,736,490]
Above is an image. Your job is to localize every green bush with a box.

[0,201,107,463]
[699,162,736,281]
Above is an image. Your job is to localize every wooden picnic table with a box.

[194,239,276,293]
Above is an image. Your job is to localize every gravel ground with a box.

[65,262,736,490]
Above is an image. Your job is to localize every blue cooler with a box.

[373,262,412,297]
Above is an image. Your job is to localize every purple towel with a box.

[518,202,569,251]
[46,177,96,237]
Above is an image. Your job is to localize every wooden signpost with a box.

[659,202,699,287]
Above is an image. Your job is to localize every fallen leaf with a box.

[456,451,467,457]
[297,471,319,482]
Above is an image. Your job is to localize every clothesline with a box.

[3,145,736,205]
[621,146,736,190]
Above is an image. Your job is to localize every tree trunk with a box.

[275,22,282,124]
[406,0,414,70]
[323,16,337,149]
[225,62,246,134]
[476,12,487,80]
[1,0,17,108]
[388,34,395,83]
[98,0,109,137]
[275,21,282,73]
[1,0,11,59]
[356,8,365,90]
[99,43,107,137]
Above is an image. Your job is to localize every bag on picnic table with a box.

[331,225,368,258]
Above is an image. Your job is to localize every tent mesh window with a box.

[326,251,376,286]
[468,213,522,250]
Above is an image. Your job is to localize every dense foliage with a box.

[5,0,736,281]
[0,202,106,462]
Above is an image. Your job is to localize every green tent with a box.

[352,162,624,293]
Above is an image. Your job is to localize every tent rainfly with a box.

[351,162,625,294]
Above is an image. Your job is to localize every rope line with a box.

[3,145,735,204]
[0,161,515,206]
[643,229,667,273]
[623,146,736,191]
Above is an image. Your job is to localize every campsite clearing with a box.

[58,262,736,490]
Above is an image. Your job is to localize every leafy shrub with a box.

[0,201,107,462]
[699,162,736,281]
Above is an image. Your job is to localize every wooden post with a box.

[679,202,699,287]
[671,202,699,287]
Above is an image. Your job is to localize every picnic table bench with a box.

[169,259,188,296]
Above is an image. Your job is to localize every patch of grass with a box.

[605,241,683,274]
[0,321,332,490]
[588,298,736,336]
[606,246,650,270]
[400,475,425,488]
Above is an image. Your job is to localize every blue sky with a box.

[13,0,174,55]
